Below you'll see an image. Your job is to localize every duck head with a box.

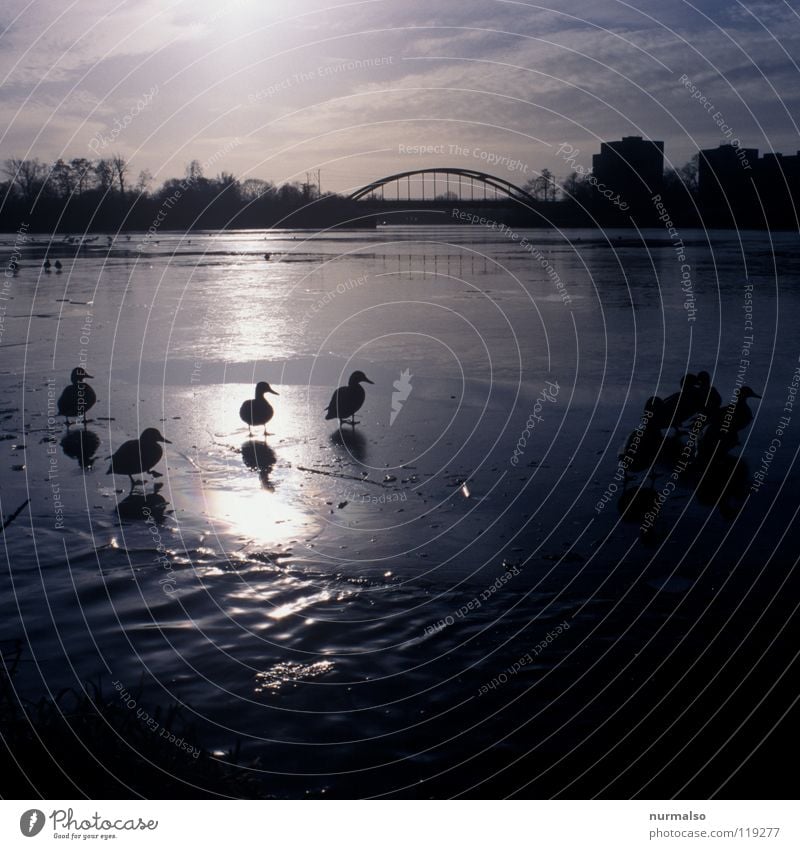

[71,366,94,383]
[644,396,664,415]
[348,370,374,386]
[141,427,172,444]
[255,381,279,396]
[740,386,761,400]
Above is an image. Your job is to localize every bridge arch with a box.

[348,167,535,204]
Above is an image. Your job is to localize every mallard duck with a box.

[239,382,279,435]
[711,385,761,437]
[698,386,761,459]
[695,371,722,414]
[659,374,697,432]
[107,428,171,488]
[325,371,374,427]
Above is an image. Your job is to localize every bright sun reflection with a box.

[202,485,312,546]
[183,381,321,547]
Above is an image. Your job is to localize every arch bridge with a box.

[349,167,535,205]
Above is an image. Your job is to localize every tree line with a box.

[519,158,699,204]
[0,156,363,231]
[0,153,703,232]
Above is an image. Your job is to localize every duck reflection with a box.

[617,473,660,542]
[616,372,756,526]
[60,428,100,469]
[617,473,658,523]
[116,482,170,523]
[619,397,671,471]
[619,430,683,472]
[693,452,751,519]
[330,426,367,464]
[241,439,277,489]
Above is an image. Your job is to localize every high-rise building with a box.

[698,144,759,223]
[591,136,664,219]
[756,152,800,228]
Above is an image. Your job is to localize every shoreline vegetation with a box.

[2,153,794,233]
[0,641,267,798]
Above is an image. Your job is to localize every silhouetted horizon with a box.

[3,134,799,233]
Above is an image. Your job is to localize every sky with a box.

[1,0,799,194]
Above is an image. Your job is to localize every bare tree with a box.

[542,168,558,201]
[3,157,48,204]
[523,174,545,201]
[70,158,94,196]
[135,169,153,195]
[561,171,594,207]
[51,159,76,198]
[111,153,129,194]
[240,178,273,201]
[676,153,699,194]
[214,172,239,192]
[94,158,114,191]
[524,169,558,202]
[561,171,581,199]
[185,159,204,184]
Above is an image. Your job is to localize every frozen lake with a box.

[1,226,799,797]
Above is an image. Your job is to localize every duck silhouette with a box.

[724,385,760,434]
[617,472,661,543]
[695,371,722,414]
[619,396,666,471]
[57,366,97,426]
[239,382,279,435]
[698,386,760,457]
[658,374,698,432]
[43,259,51,272]
[107,428,171,489]
[54,259,63,272]
[325,371,374,427]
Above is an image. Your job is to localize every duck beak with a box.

[752,393,761,399]
[84,373,94,379]
[268,387,279,395]
[161,437,172,443]
[364,377,374,384]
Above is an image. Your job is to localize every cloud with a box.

[1,0,798,189]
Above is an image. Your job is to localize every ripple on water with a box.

[254,659,335,693]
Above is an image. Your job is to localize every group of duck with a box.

[7,258,64,274]
[55,366,375,490]
[617,371,761,525]
[238,370,374,435]
[622,370,760,471]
